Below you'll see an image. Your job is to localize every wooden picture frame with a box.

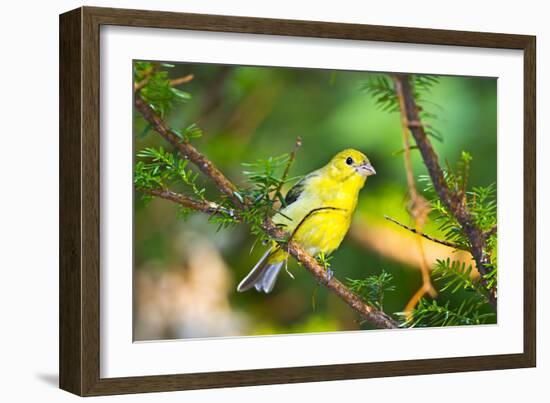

[59,6,536,396]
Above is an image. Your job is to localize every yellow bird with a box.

[237,149,376,293]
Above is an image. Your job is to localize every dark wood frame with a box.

[59,6,536,396]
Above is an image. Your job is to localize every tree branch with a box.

[393,74,437,310]
[137,187,239,218]
[392,74,497,306]
[260,220,399,329]
[139,186,398,329]
[134,94,398,329]
[135,94,244,209]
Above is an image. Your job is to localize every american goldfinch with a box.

[237,149,376,293]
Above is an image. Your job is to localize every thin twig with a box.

[275,136,302,204]
[133,66,193,92]
[170,74,194,86]
[134,78,150,92]
[133,63,158,92]
[138,187,239,219]
[384,215,464,250]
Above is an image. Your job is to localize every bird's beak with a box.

[357,162,376,177]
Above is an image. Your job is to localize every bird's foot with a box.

[315,252,334,283]
[325,267,334,283]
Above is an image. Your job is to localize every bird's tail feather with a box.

[253,262,284,293]
[237,248,284,293]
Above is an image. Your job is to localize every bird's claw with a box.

[326,267,334,283]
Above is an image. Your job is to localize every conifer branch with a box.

[393,74,437,311]
[133,62,158,92]
[134,94,398,330]
[135,94,244,208]
[392,74,497,306]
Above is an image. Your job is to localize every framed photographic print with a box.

[59,6,536,396]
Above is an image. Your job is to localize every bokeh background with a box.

[133,62,496,341]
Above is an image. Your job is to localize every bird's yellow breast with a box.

[273,170,365,257]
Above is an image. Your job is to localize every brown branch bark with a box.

[137,187,239,218]
[134,94,398,329]
[392,74,497,306]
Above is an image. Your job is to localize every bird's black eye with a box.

[345,157,354,166]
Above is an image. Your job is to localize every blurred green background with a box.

[133,62,496,341]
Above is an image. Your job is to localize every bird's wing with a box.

[284,172,318,206]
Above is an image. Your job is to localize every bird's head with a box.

[326,149,376,182]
